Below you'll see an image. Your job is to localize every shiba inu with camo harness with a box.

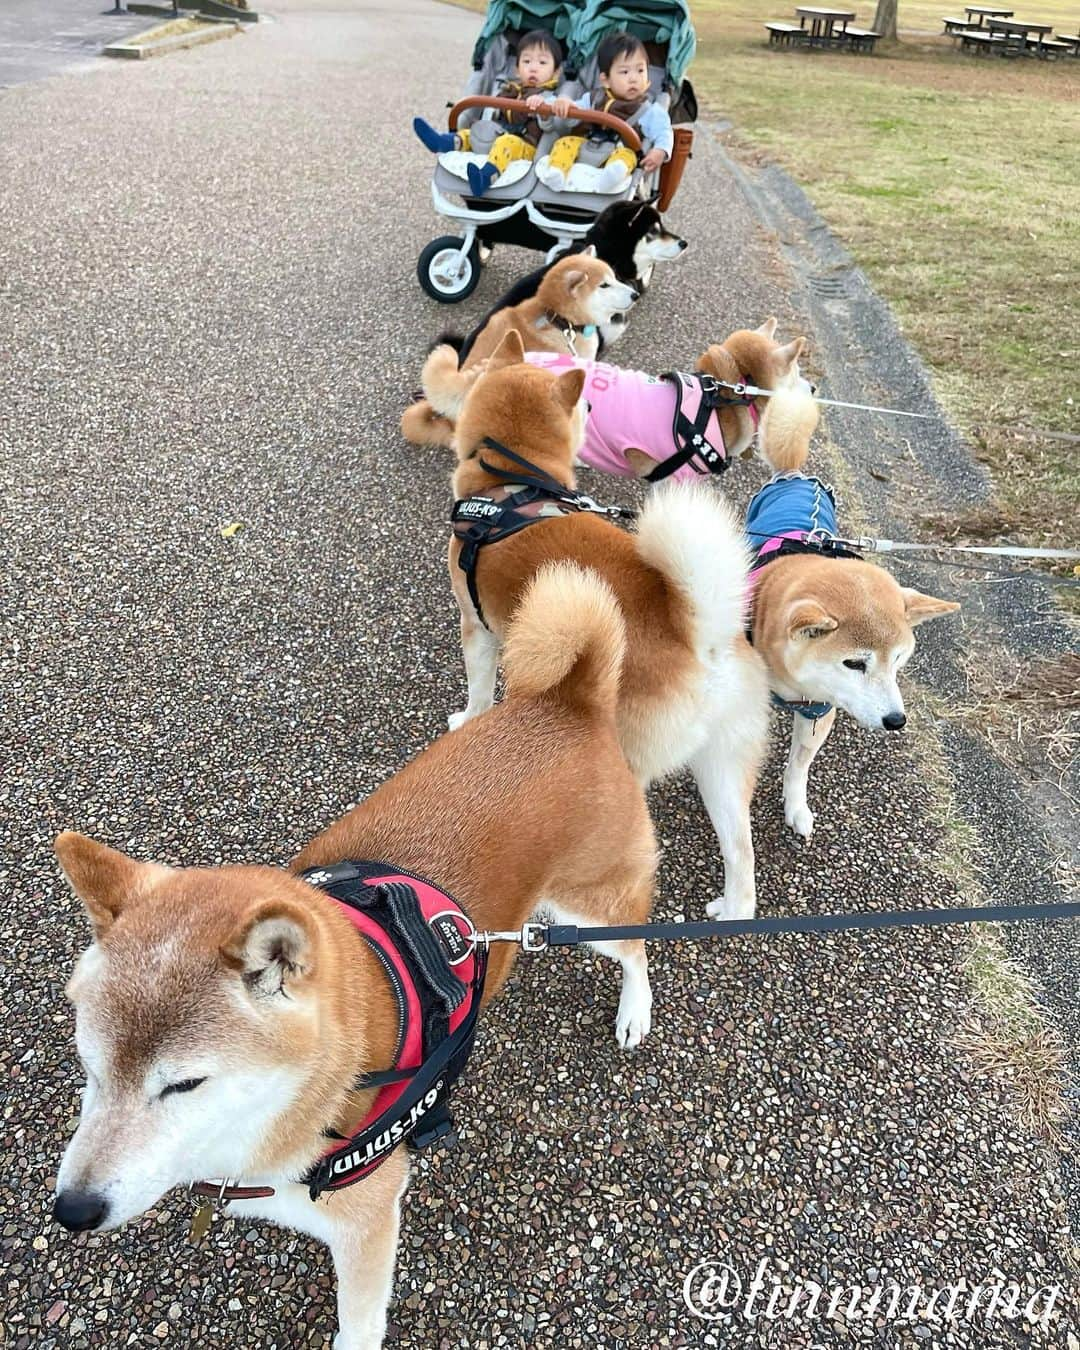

[52,564,659,1350]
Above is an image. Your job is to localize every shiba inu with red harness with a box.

[52,565,659,1350]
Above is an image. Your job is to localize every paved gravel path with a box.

[1,2,1077,1346]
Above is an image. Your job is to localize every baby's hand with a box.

[524,94,546,111]
[641,147,666,173]
[552,98,577,119]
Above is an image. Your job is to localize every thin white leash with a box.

[809,530,1080,563]
[717,378,937,421]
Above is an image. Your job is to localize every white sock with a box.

[538,161,566,189]
[597,161,631,191]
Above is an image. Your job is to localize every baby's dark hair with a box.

[597,30,648,74]
[516,29,563,67]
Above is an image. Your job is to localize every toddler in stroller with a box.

[539,31,672,194]
[413,29,564,199]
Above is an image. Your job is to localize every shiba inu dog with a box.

[446,331,771,921]
[747,399,960,840]
[453,200,689,363]
[51,564,659,1350]
[401,317,808,466]
[401,251,637,448]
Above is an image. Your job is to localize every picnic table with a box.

[986,15,1055,51]
[964,4,1013,23]
[796,5,856,39]
[765,6,880,51]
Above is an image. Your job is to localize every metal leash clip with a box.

[472,922,549,953]
[186,1178,234,1242]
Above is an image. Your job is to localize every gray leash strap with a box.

[843,536,1080,563]
[480,901,1080,952]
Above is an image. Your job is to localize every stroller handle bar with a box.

[447,97,643,153]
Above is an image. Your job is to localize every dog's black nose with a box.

[882,711,906,731]
[628,288,640,302]
[54,1190,109,1232]
[677,239,688,251]
[810,383,819,395]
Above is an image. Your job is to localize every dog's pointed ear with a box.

[55,832,171,941]
[561,268,587,294]
[901,589,960,626]
[774,337,806,370]
[553,367,586,413]
[487,329,526,370]
[625,447,659,478]
[222,900,315,999]
[580,245,597,258]
[756,317,779,339]
[787,600,838,640]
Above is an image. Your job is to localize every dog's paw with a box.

[447,709,470,732]
[706,894,756,922]
[785,801,815,839]
[615,989,652,1050]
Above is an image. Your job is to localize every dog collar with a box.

[770,691,833,720]
[542,311,596,354]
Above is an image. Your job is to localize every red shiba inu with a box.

[52,564,658,1349]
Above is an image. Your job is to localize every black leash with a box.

[480,901,1080,952]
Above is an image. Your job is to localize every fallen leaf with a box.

[219,522,243,539]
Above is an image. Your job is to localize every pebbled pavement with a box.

[1,2,1077,1346]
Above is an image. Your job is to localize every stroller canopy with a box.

[471,0,582,69]
[570,0,696,85]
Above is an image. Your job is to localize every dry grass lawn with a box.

[691,1,1080,550]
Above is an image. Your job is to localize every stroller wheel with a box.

[417,235,481,303]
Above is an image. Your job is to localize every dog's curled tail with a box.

[758,385,819,474]
[419,342,475,423]
[634,481,751,652]
[400,397,456,449]
[503,563,625,717]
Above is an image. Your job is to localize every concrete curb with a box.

[103,17,239,59]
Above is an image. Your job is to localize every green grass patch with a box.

[691,2,1080,548]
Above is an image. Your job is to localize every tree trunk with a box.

[873,0,898,39]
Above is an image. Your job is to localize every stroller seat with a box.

[433,152,535,200]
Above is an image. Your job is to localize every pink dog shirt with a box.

[524,351,744,482]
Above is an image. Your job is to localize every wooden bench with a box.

[1029,35,1073,55]
[764,21,808,45]
[1058,33,1080,53]
[942,15,979,36]
[960,28,1006,51]
[844,24,881,49]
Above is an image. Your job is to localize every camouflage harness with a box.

[451,438,634,629]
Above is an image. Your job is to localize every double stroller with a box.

[417,0,697,302]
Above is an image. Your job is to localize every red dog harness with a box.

[299,861,487,1199]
